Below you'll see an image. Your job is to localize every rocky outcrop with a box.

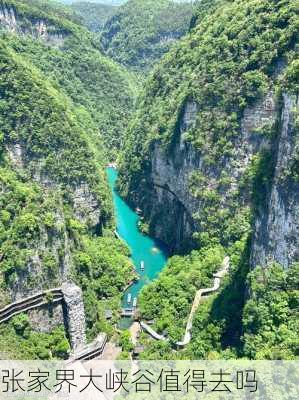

[251,94,299,269]
[0,4,16,32]
[132,89,298,268]
[0,3,68,46]
[61,282,86,351]
[73,184,102,228]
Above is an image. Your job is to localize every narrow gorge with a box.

[0,0,298,363]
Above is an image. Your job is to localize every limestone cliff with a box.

[123,89,298,268]
[0,2,68,46]
[251,94,299,269]
[119,0,298,269]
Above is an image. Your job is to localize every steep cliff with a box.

[251,93,299,269]
[119,0,298,359]
[120,0,298,267]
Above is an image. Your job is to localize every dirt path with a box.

[99,342,121,360]
[129,321,141,345]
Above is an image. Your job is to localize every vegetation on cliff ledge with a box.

[1,0,137,156]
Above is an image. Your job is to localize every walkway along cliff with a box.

[140,256,230,348]
[0,282,107,360]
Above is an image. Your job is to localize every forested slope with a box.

[100,0,194,72]
[0,0,137,155]
[0,0,134,358]
[119,0,299,359]
[71,1,118,32]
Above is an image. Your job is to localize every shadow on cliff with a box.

[207,237,251,353]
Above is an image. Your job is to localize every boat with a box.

[151,247,160,254]
[133,297,137,307]
[140,261,145,271]
[127,293,132,304]
[107,162,117,169]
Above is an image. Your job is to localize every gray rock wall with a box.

[61,282,86,350]
[28,303,65,333]
[251,94,299,268]
[0,4,67,46]
[134,90,298,268]
[139,93,275,251]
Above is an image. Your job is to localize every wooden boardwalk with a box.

[0,286,107,361]
[68,333,107,363]
[0,288,63,324]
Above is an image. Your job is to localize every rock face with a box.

[73,184,102,228]
[0,4,16,32]
[132,90,298,268]
[251,94,299,268]
[28,303,65,334]
[135,93,274,251]
[136,100,203,251]
[0,3,67,46]
[61,282,86,350]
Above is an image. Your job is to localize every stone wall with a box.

[61,282,86,351]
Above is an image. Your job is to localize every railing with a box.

[0,288,63,324]
[0,286,108,361]
[69,334,107,363]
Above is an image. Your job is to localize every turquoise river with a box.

[107,167,168,319]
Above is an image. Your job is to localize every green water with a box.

[106,167,168,316]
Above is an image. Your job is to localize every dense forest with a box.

[100,0,194,72]
[71,1,117,32]
[1,0,137,155]
[0,0,298,362]
[0,0,134,358]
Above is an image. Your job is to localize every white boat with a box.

[140,261,145,271]
[133,297,137,307]
[127,293,132,304]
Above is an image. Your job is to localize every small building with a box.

[132,345,145,359]
[104,310,113,320]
